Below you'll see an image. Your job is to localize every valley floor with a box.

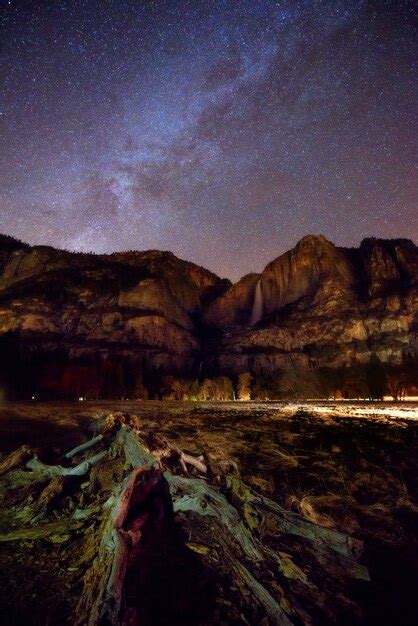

[0,401,417,625]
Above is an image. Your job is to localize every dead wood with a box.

[0,445,32,476]
[0,417,370,626]
[26,450,108,477]
[31,475,68,522]
[0,519,84,542]
[65,434,104,459]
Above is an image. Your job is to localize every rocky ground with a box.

[0,401,417,625]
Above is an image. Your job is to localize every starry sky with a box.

[0,0,416,280]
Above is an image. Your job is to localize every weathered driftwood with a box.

[0,418,370,626]
[0,519,84,542]
[26,450,108,477]
[166,473,294,626]
[144,430,208,474]
[31,475,67,522]
[0,445,32,476]
[226,474,368,574]
[165,471,368,624]
[65,434,104,459]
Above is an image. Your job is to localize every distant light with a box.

[79,396,84,402]
[31,396,35,400]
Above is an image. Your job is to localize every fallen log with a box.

[0,417,370,626]
[144,430,207,475]
[226,474,368,571]
[65,434,104,459]
[26,450,108,477]
[0,519,84,542]
[31,475,67,522]
[0,445,32,476]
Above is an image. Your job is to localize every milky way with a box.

[0,0,416,279]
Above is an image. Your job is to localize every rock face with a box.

[204,235,418,377]
[205,235,356,326]
[0,235,227,397]
[0,233,416,398]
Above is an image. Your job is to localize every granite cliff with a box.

[0,233,416,398]
[204,235,418,378]
[0,234,226,398]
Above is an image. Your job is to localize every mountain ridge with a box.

[0,232,416,399]
[2,231,416,283]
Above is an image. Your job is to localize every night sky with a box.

[0,1,416,280]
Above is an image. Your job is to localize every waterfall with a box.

[250,279,263,325]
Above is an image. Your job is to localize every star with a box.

[0,0,416,280]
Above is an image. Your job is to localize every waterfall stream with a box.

[250,279,263,325]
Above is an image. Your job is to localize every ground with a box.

[0,401,417,625]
